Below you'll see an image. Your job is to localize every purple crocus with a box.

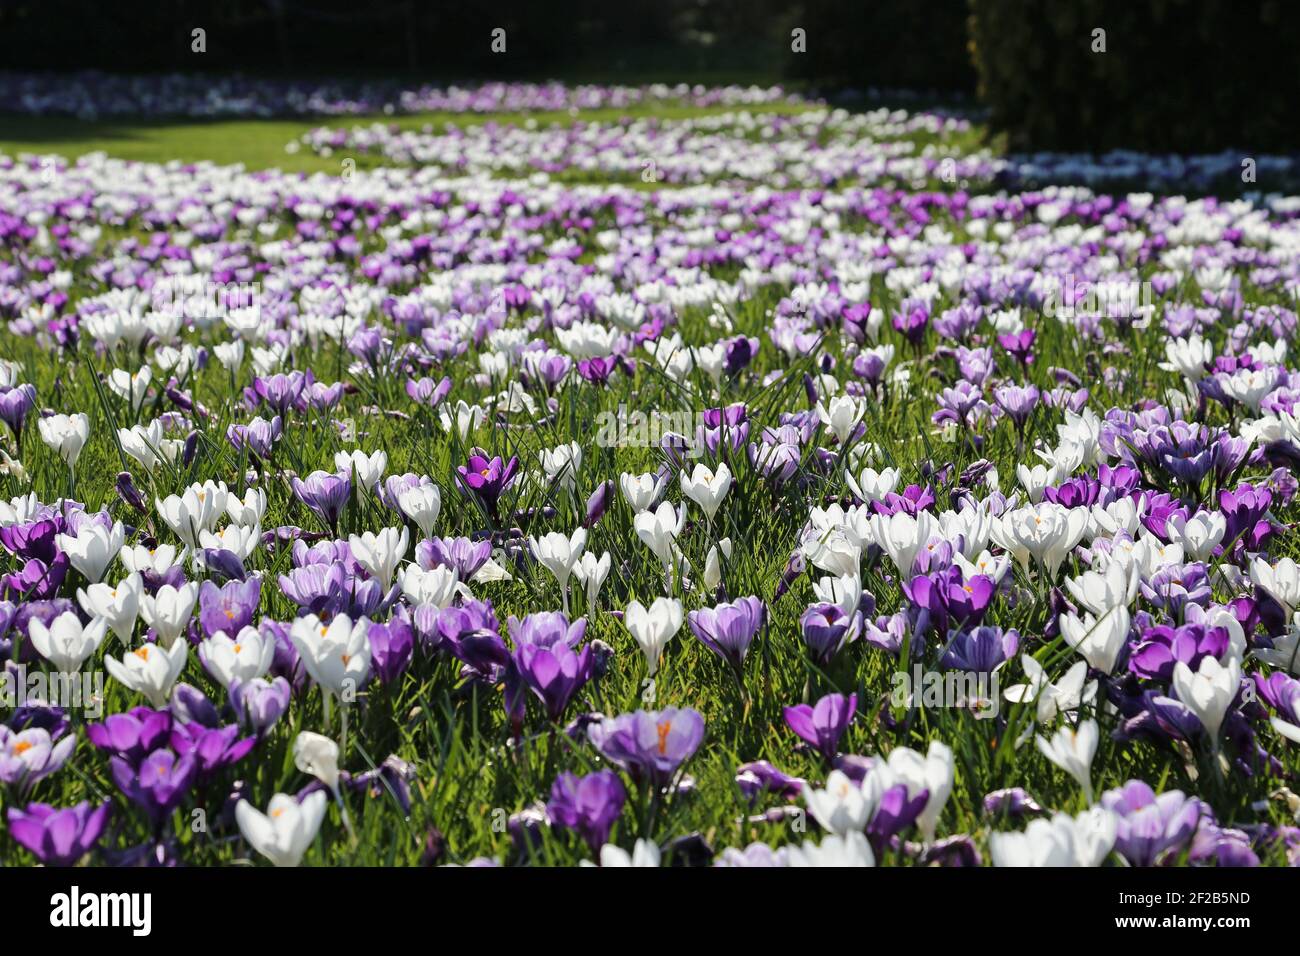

[1128,623,1230,683]
[799,603,859,666]
[226,415,282,459]
[367,617,414,685]
[87,708,173,765]
[169,722,255,781]
[197,576,261,638]
[546,769,626,852]
[508,611,587,650]
[783,692,857,759]
[252,371,306,417]
[433,601,508,677]
[735,760,805,802]
[588,707,705,788]
[405,375,452,407]
[6,800,110,865]
[0,383,36,434]
[415,536,493,579]
[456,450,519,520]
[940,626,1020,674]
[110,749,197,826]
[688,596,766,680]
[1101,780,1207,866]
[290,470,351,532]
[512,640,593,722]
[229,677,292,735]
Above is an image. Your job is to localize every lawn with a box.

[1,81,1298,869]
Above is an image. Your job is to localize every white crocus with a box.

[786,830,875,867]
[226,488,268,527]
[289,613,372,700]
[119,542,182,577]
[1016,463,1058,503]
[539,442,583,495]
[1251,556,1300,612]
[529,528,587,614]
[76,572,142,643]
[1063,561,1138,617]
[199,625,276,690]
[812,573,864,622]
[28,611,108,673]
[573,550,612,610]
[293,732,341,792]
[108,366,152,411]
[335,449,387,501]
[803,770,873,836]
[680,462,732,522]
[868,509,935,578]
[1165,511,1226,562]
[199,523,261,562]
[990,808,1117,867]
[397,565,460,608]
[138,582,199,648]
[235,791,328,868]
[619,471,667,513]
[595,839,661,868]
[996,503,1088,579]
[634,501,685,577]
[703,537,733,592]
[437,400,487,441]
[396,484,441,538]
[1172,655,1242,746]
[117,420,166,473]
[348,526,410,589]
[846,466,899,504]
[1059,605,1131,675]
[37,413,90,468]
[104,641,188,708]
[816,395,866,446]
[622,597,683,676]
[56,521,124,583]
[886,741,953,843]
[1004,656,1097,724]
[1037,719,1100,803]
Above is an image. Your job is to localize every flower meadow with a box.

[3,80,1300,870]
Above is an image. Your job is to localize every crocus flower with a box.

[456,450,519,520]
[229,677,292,735]
[784,692,857,759]
[104,642,188,708]
[235,791,328,867]
[87,708,173,765]
[367,617,414,684]
[198,576,261,639]
[1101,780,1206,866]
[512,640,593,722]
[169,722,256,780]
[588,708,705,788]
[290,470,351,531]
[6,800,110,865]
[547,769,626,853]
[687,596,765,681]
[0,725,75,790]
[110,748,197,826]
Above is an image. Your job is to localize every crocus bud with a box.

[116,471,147,512]
[773,549,806,603]
[584,480,614,528]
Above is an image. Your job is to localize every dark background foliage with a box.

[967,0,1300,153]
[0,0,1295,151]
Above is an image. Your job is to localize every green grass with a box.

[0,95,1296,868]
[0,102,819,175]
